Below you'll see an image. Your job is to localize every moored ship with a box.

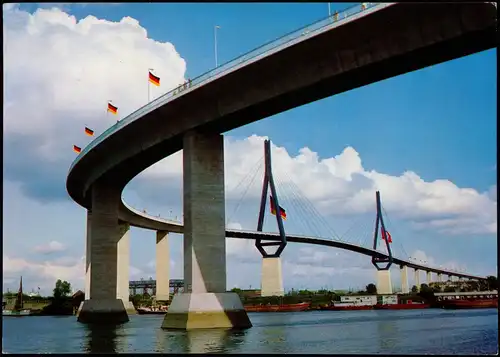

[374,302,430,310]
[440,299,497,309]
[322,304,373,311]
[136,306,168,315]
[244,302,311,312]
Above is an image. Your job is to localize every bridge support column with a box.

[260,257,284,297]
[162,132,251,330]
[376,270,392,295]
[400,265,409,294]
[156,231,170,302]
[77,182,135,324]
[414,269,420,291]
[426,271,431,284]
[437,273,442,283]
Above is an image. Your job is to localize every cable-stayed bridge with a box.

[66,2,496,328]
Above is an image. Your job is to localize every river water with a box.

[2,309,498,354]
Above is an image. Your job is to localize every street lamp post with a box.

[214,25,221,67]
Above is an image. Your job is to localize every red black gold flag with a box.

[149,71,160,87]
[269,195,287,220]
[107,102,118,115]
[73,145,82,154]
[84,127,94,136]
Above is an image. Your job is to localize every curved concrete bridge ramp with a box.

[70,2,496,328]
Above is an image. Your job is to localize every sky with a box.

[2,2,497,296]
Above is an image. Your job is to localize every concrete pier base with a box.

[162,132,250,330]
[376,270,392,295]
[77,299,130,324]
[426,271,432,284]
[161,293,251,330]
[260,257,284,297]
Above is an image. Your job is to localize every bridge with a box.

[129,279,184,296]
[67,2,497,329]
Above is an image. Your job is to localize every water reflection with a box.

[155,328,247,353]
[375,313,399,352]
[82,323,127,353]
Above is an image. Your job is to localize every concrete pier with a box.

[426,271,432,284]
[260,257,284,297]
[77,182,135,324]
[400,265,409,294]
[156,231,170,302]
[85,211,92,300]
[437,273,442,282]
[414,269,420,291]
[162,132,251,330]
[376,270,392,295]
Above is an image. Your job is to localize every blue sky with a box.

[3,3,497,295]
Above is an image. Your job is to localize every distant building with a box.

[339,295,377,306]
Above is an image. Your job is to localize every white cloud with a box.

[3,5,186,160]
[33,240,66,254]
[3,255,85,294]
[139,135,497,236]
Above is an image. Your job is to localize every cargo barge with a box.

[322,304,373,311]
[374,302,430,310]
[440,299,497,309]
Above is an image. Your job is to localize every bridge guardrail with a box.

[69,2,389,171]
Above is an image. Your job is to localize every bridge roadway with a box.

[123,202,486,281]
[68,2,495,322]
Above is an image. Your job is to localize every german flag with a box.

[270,196,287,220]
[73,145,82,154]
[149,71,160,87]
[84,127,94,136]
[107,102,118,115]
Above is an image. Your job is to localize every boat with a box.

[440,299,498,309]
[3,276,36,317]
[374,303,430,310]
[321,304,373,311]
[136,306,168,315]
[244,302,311,312]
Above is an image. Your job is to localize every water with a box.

[2,309,498,354]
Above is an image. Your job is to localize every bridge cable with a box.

[276,169,338,239]
[274,169,333,238]
[339,214,370,246]
[284,177,344,241]
[279,174,327,238]
[226,155,264,226]
[278,174,331,238]
[273,174,319,237]
[381,204,410,260]
[356,216,371,248]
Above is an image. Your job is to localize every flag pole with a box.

[148,68,154,103]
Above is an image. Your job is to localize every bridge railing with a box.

[69,2,389,172]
